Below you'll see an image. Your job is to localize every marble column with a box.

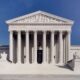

[34,31,37,63]
[43,31,46,63]
[26,31,29,63]
[59,31,63,65]
[63,34,66,64]
[51,31,55,64]
[17,31,21,63]
[63,32,67,64]
[10,31,13,62]
[65,34,67,62]
[67,31,71,61]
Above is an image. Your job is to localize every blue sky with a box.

[0,0,80,45]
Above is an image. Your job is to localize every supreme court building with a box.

[6,11,74,65]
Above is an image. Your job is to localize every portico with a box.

[6,11,73,65]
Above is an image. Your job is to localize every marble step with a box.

[0,75,80,80]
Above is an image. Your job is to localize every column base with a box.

[42,62,48,64]
[17,61,22,64]
[33,62,37,64]
[56,63,64,66]
[25,62,30,64]
[50,62,55,65]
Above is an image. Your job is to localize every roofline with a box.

[6,10,74,25]
[39,11,74,24]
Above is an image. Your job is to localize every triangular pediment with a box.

[6,11,74,25]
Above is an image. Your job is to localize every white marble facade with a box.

[6,11,74,65]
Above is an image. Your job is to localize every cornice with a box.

[8,23,72,26]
